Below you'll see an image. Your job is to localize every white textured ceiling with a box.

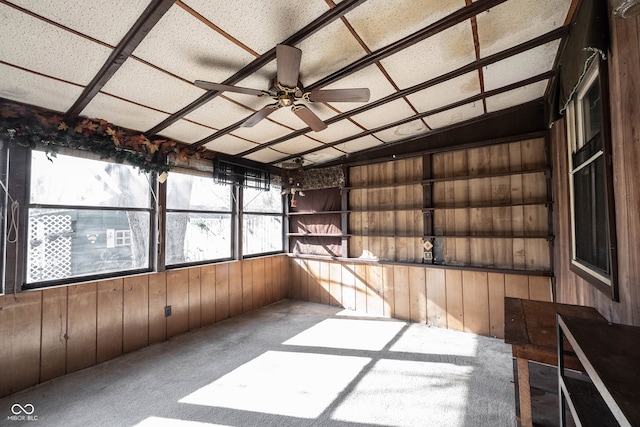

[0,0,573,169]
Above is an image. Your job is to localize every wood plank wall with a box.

[550,4,640,326]
[289,257,551,338]
[0,255,289,398]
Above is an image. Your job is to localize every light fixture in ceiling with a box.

[394,121,426,136]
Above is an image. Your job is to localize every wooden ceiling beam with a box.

[66,0,175,118]
[145,0,368,136]
[236,25,568,158]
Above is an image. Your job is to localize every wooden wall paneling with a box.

[411,158,425,260]
[188,267,202,330]
[290,257,301,300]
[96,279,124,363]
[0,291,42,397]
[341,263,357,310]
[349,166,363,258]
[277,255,289,300]
[320,260,331,305]
[382,264,395,318]
[228,261,243,317]
[263,257,274,305]
[510,141,526,269]
[299,258,309,301]
[445,269,464,331]
[306,258,321,304]
[366,264,384,316]
[491,144,513,269]
[40,286,68,381]
[219,262,234,319]
[487,273,506,338]
[67,283,97,373]
[355,263,368,313]
[359,166,370,258]
[431,154,446,264]
[521,138,545,169]
[253,257,266,309]
[528,276,551,302]
[242,259,254,312]
[381,161,396,261]
[148,273,167,344]
[329,261,342,306]
[443,152,457,263]
[408,266,427,323]
[367,164,381,260]
[166,269,189,337]
[123,275,149,354]
[461,271,490,335]
[505,274,530,299]
[453,151,470,264]
[468,147,493,267]
[394,159,409,261]
[393,265,411,321]
[200,265,216,326]
[426,268,447,328]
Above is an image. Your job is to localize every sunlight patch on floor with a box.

[179,350,370,418]
[283,318,406,351]
[332,359,473,427]
[132,416,231,426]
[389,324,479,357]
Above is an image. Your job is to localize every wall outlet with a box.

[164,306,171,317]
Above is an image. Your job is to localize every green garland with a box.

[0,100,206,174]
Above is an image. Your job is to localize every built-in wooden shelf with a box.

[424,233,553,239]
[422,167,550,184]
[287,210,343,216]
[287,233,342,237]
[423,200,550,211]
[344,180,423,190]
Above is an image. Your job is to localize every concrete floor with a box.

[0,300,515,427]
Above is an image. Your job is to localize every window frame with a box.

[565,57,619,300]
[22,148,156,289]
[241,185,285,258]
[163,170,234,268]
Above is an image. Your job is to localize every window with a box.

[242,185,283,256]
[165,172,232,266]
[26,151,152,285]
[566,59,618,299]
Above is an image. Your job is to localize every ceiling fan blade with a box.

[276,44,302,88]
[242,104,279,127]
[292,105,327,132]
[308,88,371,103]
[194,80,265,96]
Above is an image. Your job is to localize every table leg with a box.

[517,357,533,427]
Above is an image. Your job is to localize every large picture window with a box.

[26,151,152,285]
[165,172,232,265]
[566,59,618,299]
[242,185,283,256]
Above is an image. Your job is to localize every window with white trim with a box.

[242,185,283,256]
[566,59,618,298]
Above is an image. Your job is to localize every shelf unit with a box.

[557,314,640,427]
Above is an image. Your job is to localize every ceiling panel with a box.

[230,118,292,143]
[101,58,206,114]
[243,148,290,164]
[131,4,256,83]
[333,135,384,154]
[304,120,365,144]
[350,99,417,130]
[158,119,216,144]
[302,147,344,164]
[406,72,481,113]
[483,41,560,91]
[379,21,476,89]
[374,119,428,143]
[204,134,259,155]
[485,81,549,113]
[8,0,152,46]
[270,135,325,155]
[184,0,331,55]
[0,64,84,113]
[345,0,466,51]
[80,93,169,131]
[186,96,255,130]
[320,64,397,113]
[0,3,112,85]
[476,0,571,58]
[424,102,483,129]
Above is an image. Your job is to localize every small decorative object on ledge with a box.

[0,100,206,174]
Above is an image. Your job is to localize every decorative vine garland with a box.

[0,100,206,174]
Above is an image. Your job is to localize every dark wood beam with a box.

[190,0,509,149]
[66,0,175,118]
[273,70,555,163]
[146,0,369,136]
[237,25,568,158]
[315,100,547,168]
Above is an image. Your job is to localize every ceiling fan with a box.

[194,44,370,132]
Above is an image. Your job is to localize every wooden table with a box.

[504,297,606,427]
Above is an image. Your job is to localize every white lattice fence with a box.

[28,214,72,281]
